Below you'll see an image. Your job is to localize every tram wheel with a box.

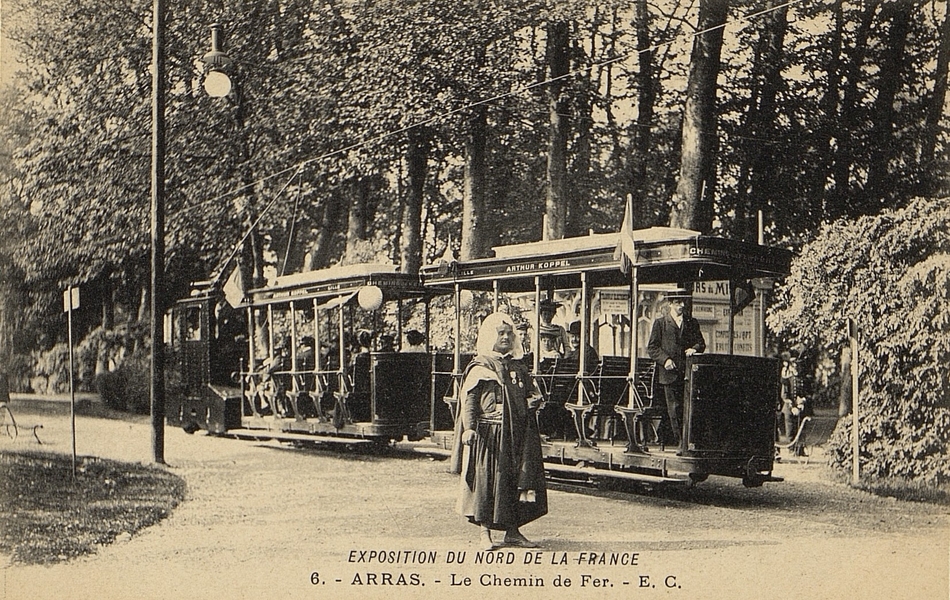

[742,476,765,488]
[182,422,200,435]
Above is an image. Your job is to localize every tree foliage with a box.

[769,196,950,483]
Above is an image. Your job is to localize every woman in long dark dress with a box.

[452,313,548,551]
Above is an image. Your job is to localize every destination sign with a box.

[253,274,425,304]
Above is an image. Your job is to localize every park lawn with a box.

[0,450,185,564]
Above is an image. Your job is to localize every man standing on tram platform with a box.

[647,289,705,451]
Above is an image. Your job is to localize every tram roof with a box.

[421,227,792,292]
[247,263,433,306]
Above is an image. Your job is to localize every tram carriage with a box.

[168,226,792,486]
[168,263,445,443]
[421,227,792,486]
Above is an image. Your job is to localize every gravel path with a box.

[1,400,947,600]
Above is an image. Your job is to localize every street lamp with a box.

[203,24,233,98]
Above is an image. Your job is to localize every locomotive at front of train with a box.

[421,227,792,486]
[169,263,443,444]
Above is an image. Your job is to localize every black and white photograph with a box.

[0,1,947,598]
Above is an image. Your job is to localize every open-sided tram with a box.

[168,263,446,444]
[421,227,792,486]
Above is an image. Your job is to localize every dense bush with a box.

[769,196,950,484]
[29,343,70,394]
[23,321,151,408]
[96,351,152,414]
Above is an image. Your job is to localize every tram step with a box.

[225,429,373,445]
[543,462,687,485]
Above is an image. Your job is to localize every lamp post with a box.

[203,24,233,97]
[150,0,166,465]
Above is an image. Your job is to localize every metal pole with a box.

[67,289,77,478]
[533,277,541,374]
[727,281,735,355]
[290,301,298,371]
[149,0,167,465]
[313,299,321,372]
[629,269,639,406]
[757,210,766,357]
[577,272,588,408]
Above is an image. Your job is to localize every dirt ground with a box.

[1,398,947,600]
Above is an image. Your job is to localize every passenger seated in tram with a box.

[248,355,279,416]
[564,321,599,372]
[345,329,373,422]
[538,299,567,355]
[538,325,563,361]
[354,329,373,358]
[271,342,294,417]
[403,329,426,352]
[378,333,396,353]
[294,336,318,418]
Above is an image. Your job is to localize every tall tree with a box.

[544,19,571,240]
[864,3,911,208]
[670,0,728,233]
[630,0,659,226]
[921,2,950,196]
[400,127,430,274]
[460,103,489,260]
[732,0,788,241]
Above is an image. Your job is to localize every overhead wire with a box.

[181,0,810,270]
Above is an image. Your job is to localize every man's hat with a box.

[664,288,692,302]
[567,321,582,336]
[538,298,561,312]
[405,329,425,345]
[539,324,561,337]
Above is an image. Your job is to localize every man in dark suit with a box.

[647,289,706,450]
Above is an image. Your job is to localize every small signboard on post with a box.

[63,286,80,312]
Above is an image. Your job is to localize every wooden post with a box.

[850,318,860,485]
[150,0,167,465]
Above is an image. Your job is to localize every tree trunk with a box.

[544,20,570,241]
[864,4,910,208]
[670,0,728,233]
[101,281,115,330]
[830,1,880,219]
[735,0,788,240]
[920,3,950,195]
[814,0,844,224]
[401,127,429,274]
[631,0,658,227]
[460,103,489,260]
[569,27,592,238]
[344,177,373,264]
[137,285,148,324]
[306,196,344,270]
